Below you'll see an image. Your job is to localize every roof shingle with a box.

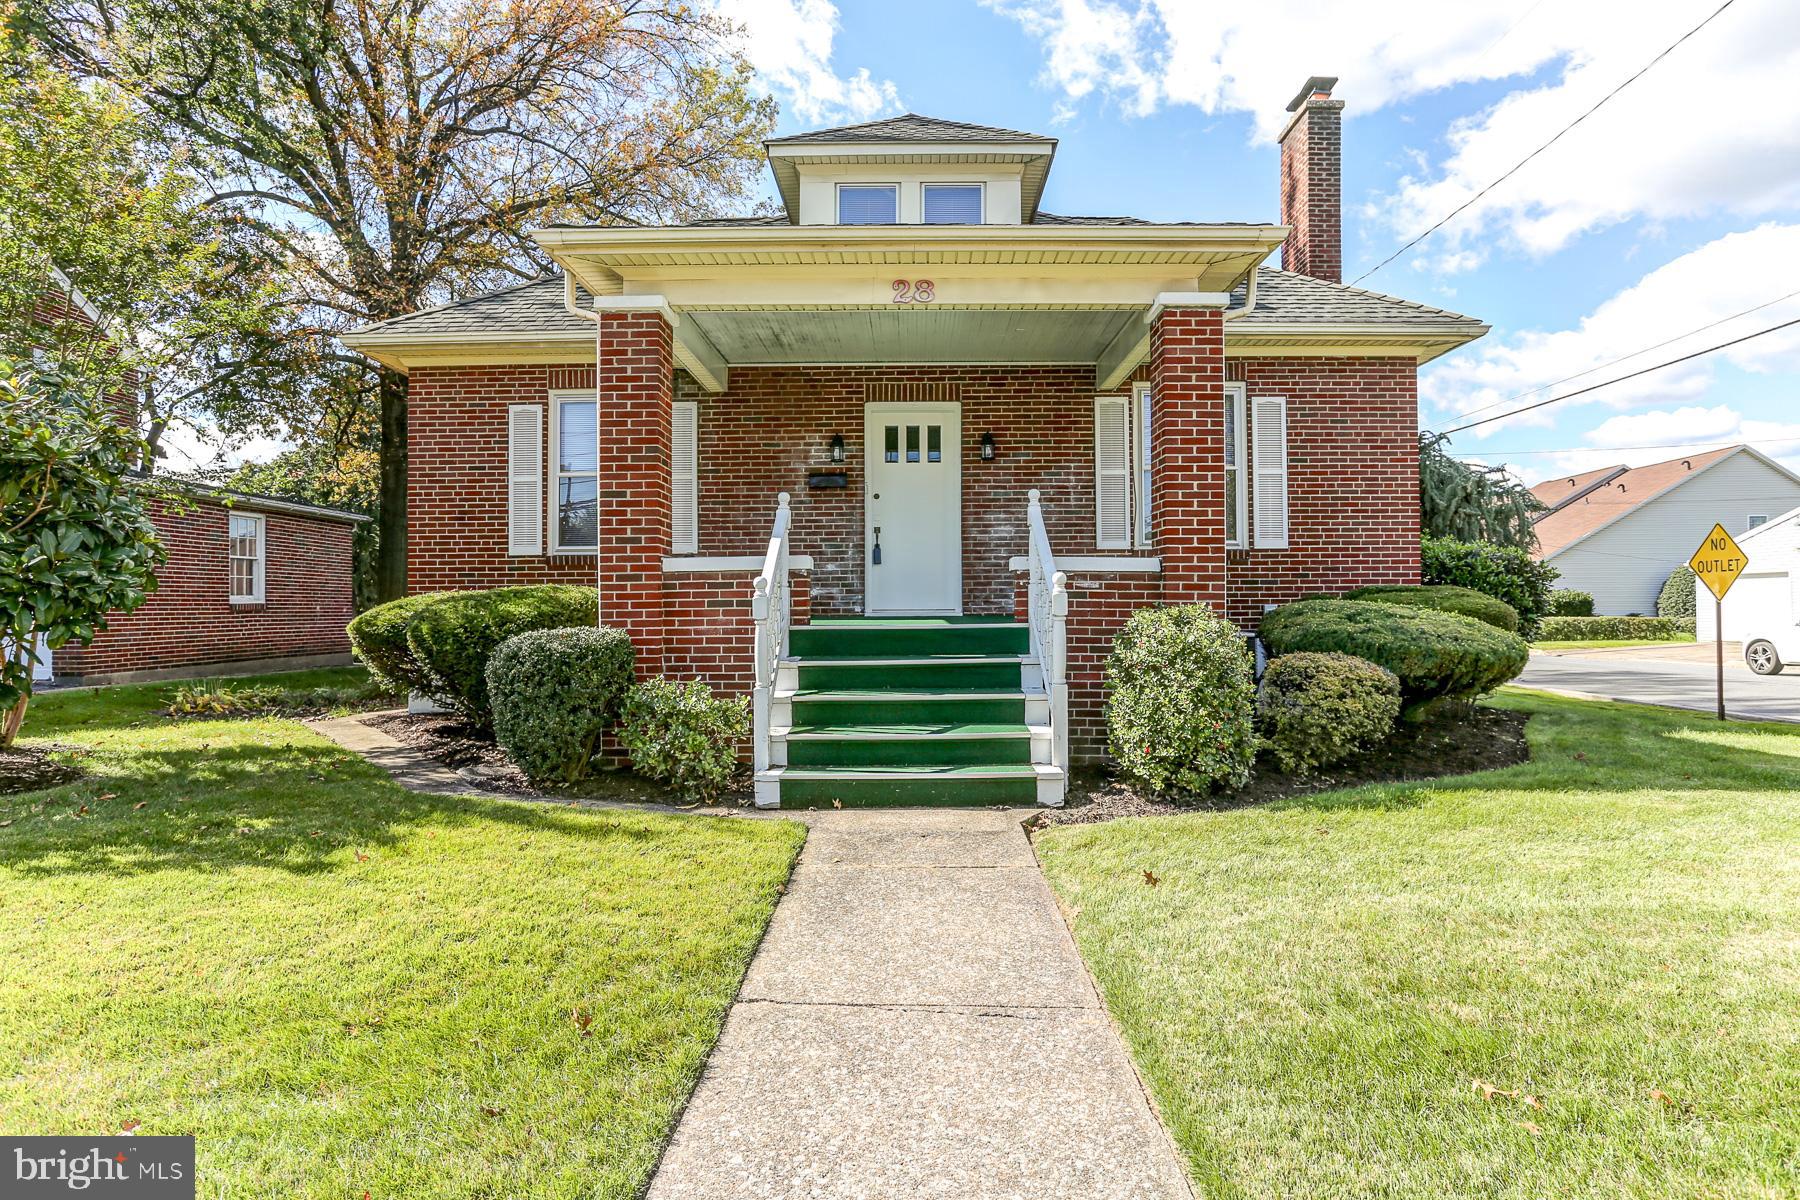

[1530,446,1741,558]
[767,113,1053,145]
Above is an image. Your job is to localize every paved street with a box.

[1518,647,1800,723]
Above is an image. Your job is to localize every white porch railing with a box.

[750,492,793,774]
[1025,489,1070,783]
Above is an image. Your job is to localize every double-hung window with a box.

[922,183,983,224]
[837,184,898,225]
[228,513,265,603]
[551,392,598,553]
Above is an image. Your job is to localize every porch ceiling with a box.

[684,308,1140,366]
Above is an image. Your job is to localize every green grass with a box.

[1036,690,1799,1199]
[1533,636,1699,650]
[1,670,805,1199]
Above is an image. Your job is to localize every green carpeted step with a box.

[783,723,1033,767]
[773,764,1041,808]
[790,692,1028,726]
[790,621,1029,658]
[795,657,1024,691]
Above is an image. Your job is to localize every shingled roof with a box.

[1226,267,1484,329]
[766,113,1053,145]
[349,276,596,339]
[1530,446,1742,559]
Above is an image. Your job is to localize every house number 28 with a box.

[891,279,936,304]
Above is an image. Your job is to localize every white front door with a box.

[865,403,961,615]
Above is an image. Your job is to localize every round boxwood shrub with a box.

[1658,566,1697,620]
[405,585,599,720]
[1105,604,1257,796]
[1257,652,1401,773]
[1549,589,1595,617]
[346,592,462,696]
[1421,536,1558,636]
[619,678,747,803]
[1259,598,1528,718]
[1342,584,1519,632]
[487,627,636,784]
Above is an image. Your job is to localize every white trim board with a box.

[1007,555,1162,573]
[663,555,816,573]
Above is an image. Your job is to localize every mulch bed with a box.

[363,713,751,807]
[0,744,86,795]
[1036,706,1531,827]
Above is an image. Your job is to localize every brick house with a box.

[21,274,365,687]
[343,78,1488,807]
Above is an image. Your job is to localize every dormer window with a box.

[837,184,898,225]
[923,184,983,225]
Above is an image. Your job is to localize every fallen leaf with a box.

[1142,870,1160,887]
[481,1106,504,1118]
[133,802,147,810]
[1572,752,1587,762]
[1651,1089,1675,1106]
[571,1007,593,1037]
[831,798,843,809]
[1473,1080,1518,1102]
[97,793,117,801]
[0,820,11,828]
[118,1119,139,1133]
[1522,1094,1544,1111]
[354,850,370,862]
[1517,1120,1542,1136]
[76,805,89,815]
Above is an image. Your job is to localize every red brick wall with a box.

[1279,95,1345,282]
[598,312,675,672]
[53,499,357,680]
[1151,308,1228,607]
[663,573,812,694]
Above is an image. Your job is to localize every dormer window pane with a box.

[923,184,983,225]
[838,185,898,225]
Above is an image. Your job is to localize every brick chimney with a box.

[1278,75,1343,282]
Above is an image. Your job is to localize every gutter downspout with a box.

[563,275,603,624]
[1222,267,1259,321]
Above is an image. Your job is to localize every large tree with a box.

[1419,433,1545,550]
[31,0,775,600]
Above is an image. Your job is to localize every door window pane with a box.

[884,425,900,463]
[922,184,982,224]
[838,185,898,224]
[927,425,942,463]
[906,425,920,463]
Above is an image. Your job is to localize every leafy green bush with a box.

[166,676,398,718]
[405,585,599,720]
[1257,652,1400,773]
[1549,589,1595,617]
[1259,599,1528,718]
[487,627,636,784]
[1658,567,1697,620]
[1421,536,1559,636]
[346,592,458,695]
[1342,584,1519,632]
[1536,615,1685,642]
[1105,604,1257,796]
[619,678,746,803]
[1674,617,1696,636]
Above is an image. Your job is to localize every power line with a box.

[1352,0,1740,285]
[1433,315,1800,437]
[1448,286,1800,424]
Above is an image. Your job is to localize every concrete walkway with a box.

[645,808,1193,1200]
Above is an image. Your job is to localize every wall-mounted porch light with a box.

[980,432,997,461]
[829,433,846,463]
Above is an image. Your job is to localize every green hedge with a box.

[487,627,636,783]
[346,592,464,696]
[1421,537,1559,636]
[1549,589,1595,617]
[1658,567,1697,620]
[1342,584,1519,632]
[619,678,746,803]
[1257,652,1400,773]
[1105,604,1257,796]
[1535,615,1686,642]
[406,585,599,720]
[1259,598,1528,717]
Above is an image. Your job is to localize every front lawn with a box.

[1037,691,1799,1198]
[0,671,805,1198]
[1533,635,1698,650]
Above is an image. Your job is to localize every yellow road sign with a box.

[1689,523,1750,602]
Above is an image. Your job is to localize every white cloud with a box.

[987,1,1800,258]
[713,0,901,126]
[1521,405,1800,480]
[1422,223,1800,433]
[158,422,289,474]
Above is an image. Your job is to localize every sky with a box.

[712,0,1800,487]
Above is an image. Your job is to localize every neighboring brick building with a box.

[344,78,1489,806]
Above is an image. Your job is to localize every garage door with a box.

[1719,572,1793,642]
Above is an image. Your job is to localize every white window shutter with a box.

[507,405,544,556]
[671,401,698,555]
[1094,396,1131,549]
[1252,395,1289,549]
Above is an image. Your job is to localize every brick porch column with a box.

[598,309,674,674]
[1149,303,1228,609]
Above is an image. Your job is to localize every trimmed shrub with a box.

[1535,615,1685,642]
[1342,584,1519,632]
[1105,604,1257,796]
[346,592,458,695]
[487,627,636,784]
[1674,617,1696,636]
[1257,652,1401,773]
[1549,589,1595,617]
[405,585,599,720]
[1421,536,1559,636]
[1259,598,1528,717]
[619,678,746,803]
[1658,567,1697,620]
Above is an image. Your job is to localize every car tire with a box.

[1745,639,1784,675]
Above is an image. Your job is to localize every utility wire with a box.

[1434,315,1800,436]
[1352,0,1740,285]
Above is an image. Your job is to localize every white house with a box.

[1696,502,1799,666]
[1531,445,1800,615]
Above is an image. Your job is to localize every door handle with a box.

[872,526,882,566]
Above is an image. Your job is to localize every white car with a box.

[1745,630,1796,675]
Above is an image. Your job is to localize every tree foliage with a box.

[0,361,165,743]
[1419,433,1545,550]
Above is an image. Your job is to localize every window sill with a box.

[229,599,266,609]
